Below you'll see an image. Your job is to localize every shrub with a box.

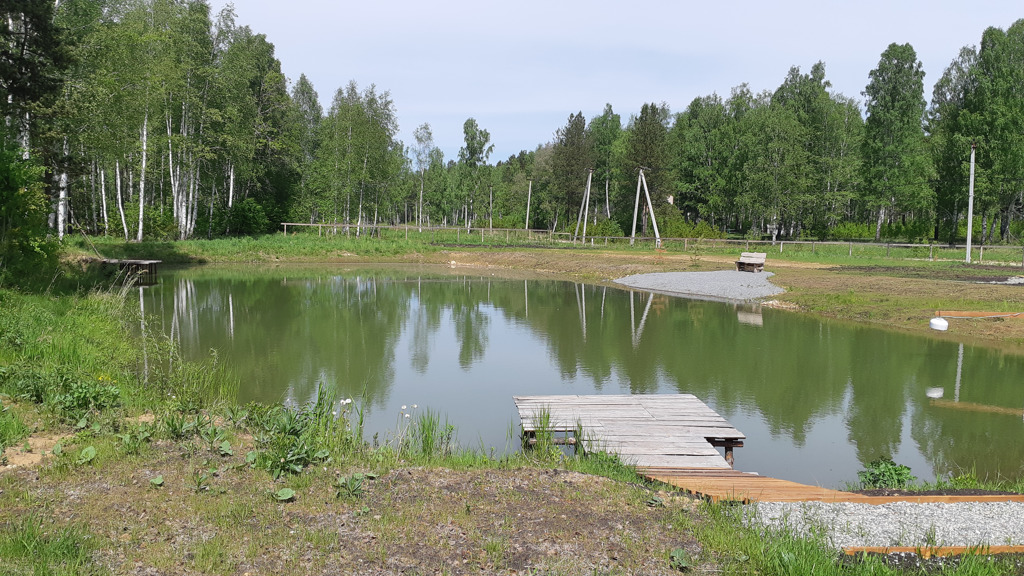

[857,457,916,489]
[229,198,271,236]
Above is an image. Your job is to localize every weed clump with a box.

[246,387,362,479]
[857,457,916,490]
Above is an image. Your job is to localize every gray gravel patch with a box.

[614,270,784,302]
[747,501,1024,550]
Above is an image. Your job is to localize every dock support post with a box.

[725,447,734,468]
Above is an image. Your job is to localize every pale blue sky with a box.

[212,1,1022,162]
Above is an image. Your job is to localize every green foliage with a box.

[584,216,624,238]
[272,487,295,502]
[75,445,97,465]
[668,547,691,571]
[334,472,375,499]
[115,423,152,455]
[409,409,455,459]
[192,467,214,492]
[228,198,272,236]
[0,143,57,287]
[247,388,357,479]
[49,378,121,424]
[0,402,29,450]
[857,457,916,489]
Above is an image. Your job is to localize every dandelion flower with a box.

[412,404,418,409]
[404,414,410,419]
[401,405,407,410]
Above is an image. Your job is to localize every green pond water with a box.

[136,264,1024,487]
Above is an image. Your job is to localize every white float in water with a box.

[925,387,945,399]
[930,317,949,331]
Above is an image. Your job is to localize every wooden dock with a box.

[515,394,1024,505]
[102,259,161,285]
[515,394,744,470]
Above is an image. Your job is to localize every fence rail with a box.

[279,222,1024,267]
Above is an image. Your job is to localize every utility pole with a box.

[525,179,532,231]
[966,142,976,263]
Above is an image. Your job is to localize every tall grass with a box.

[0,402,29,450]
[0,516,104,575]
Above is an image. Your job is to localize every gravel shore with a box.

[747,501,1024,550]
[614,270,784,302]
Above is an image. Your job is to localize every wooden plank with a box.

[621,455,731,468]
[843,545,1024,558]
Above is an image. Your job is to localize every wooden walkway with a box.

[515,394,1024,505]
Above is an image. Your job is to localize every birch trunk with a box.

[56,137,68,240]
[100,166,109,235]
[137,110,148,242]
[116,160,128,240]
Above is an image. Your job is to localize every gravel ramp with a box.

[614,270,784,302]
[747,500,1024,550]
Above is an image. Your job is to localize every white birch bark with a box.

[227,163,234,209]
[116,160,128,240]
[137,110,148,242]
[99,166,109,234]
[56,137,69,239]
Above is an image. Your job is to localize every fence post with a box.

[929,244,933,260]
[886,243,890,258]
[980,245,984,263]
[780,241,783,253]
[849,242,853,257]
[812,242,815,254]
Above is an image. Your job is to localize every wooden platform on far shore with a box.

[100,258,161,285]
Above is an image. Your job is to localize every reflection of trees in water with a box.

[910,343,1024,481]
[145,269,1024,480]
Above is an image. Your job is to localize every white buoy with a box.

[930,317,949,331]
[925,387,945,399]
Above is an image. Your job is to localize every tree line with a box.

[2,1,1023,271]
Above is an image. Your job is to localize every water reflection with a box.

[138,265,1024,486]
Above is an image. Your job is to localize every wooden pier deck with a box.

[101,259,161,285]
[515,394,744,470]
[515,394,1024,505]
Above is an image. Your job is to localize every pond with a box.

[136,264,1024,488]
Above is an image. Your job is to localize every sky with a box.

[209,0,1022,162]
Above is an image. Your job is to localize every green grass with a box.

[0,516,106,575]
[0,402,29,451]
[70,228,1024,269]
